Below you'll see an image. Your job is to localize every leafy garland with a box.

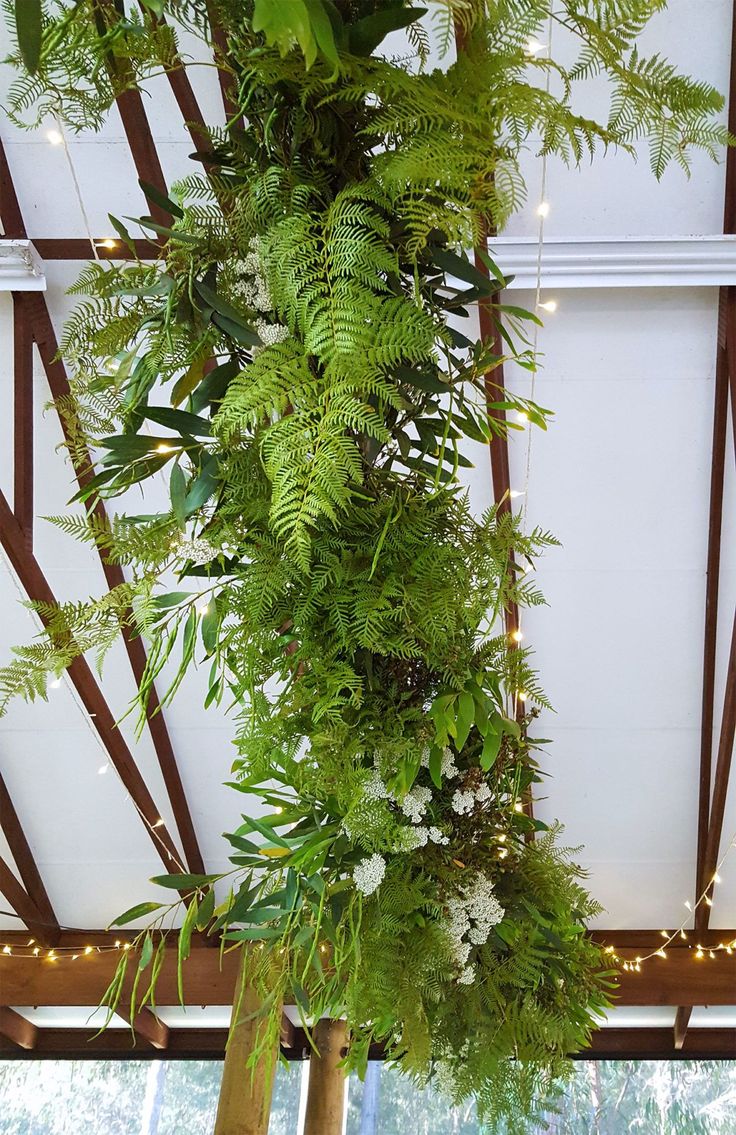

[1,1,730,1128]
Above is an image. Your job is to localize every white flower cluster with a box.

[231,238,289,351]
[254,318,289,347]
[428,825,450,846]
[178,537,219,565]
[362,769,389,801]
[401,785,432,823]
[353,853,386,896]
[451,780,493,815]
[445,872,505,984]
[232,238,272,312]
[420,745,459,779]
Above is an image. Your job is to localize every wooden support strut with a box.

[303,1019,349,1135]
[0,771,60,946]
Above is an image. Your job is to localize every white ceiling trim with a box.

[0,240,46,290]
[492,235,736,289]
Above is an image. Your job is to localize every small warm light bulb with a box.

[156,443,174,454]
[727,946,733,955]
[114,941,121,949]
[32,947,40,956]
[498,848,508,859]
[197,604,209,615]
[713,873,722,884]
[152,818,165,829]
[2,945,11,955]
[517,691,528,702]
[524,37,545,55]
[515,411,529,424]
[705,896,713,907]
[123,943,131,951]
[680,930,687,940]
[27,939,35,947]
[497,833,507,842]
[536,201,550,218]
[47,951,57,961]
[709,950,716,960]
[660,930,669,939]
[538,299,558,313]
[72,954,79,961]
[46,128,63,146]
[84,946,93,956]
[510,629,523,643]
[605,945,615,954]
[509,489,525,499]
[514,802,524,813]
[684,900,692,911]
[635,963,641,972]
[97,239,117,250]
[695,948,704,959]
[656,949,667,959]
[274,806,283,814]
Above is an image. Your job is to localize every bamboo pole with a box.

[303,1018,349,1135]
[214,950,277,1135]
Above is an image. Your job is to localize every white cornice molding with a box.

[490,235,736,289]
[0,240,46,290]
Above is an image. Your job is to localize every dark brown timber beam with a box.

[0,771,60,945]
[0,1024,734,1062]
[679,0,736,1051]
[0,859,51,945]
[0,491,186,879]
[0,138,204,877]
[12,293,33,545]
[1,935,735,1008]
[0,1007,37,1050]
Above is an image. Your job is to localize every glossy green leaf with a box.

[15,0,42,74]
[111,901,164,927]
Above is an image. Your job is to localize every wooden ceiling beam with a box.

[0,859,53,946]
[678,0,736,1052]
[0,491,186,881]
[0,771,60,946]
[0,1024,733,1061]
[0,1007,37,1051]
[31,238,158,260]
[1,937,734,1008]
[0,138,205,878]
[13,293,34,545]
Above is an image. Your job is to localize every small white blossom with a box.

[362,770,388,801]
[451,789,475,815]
[178,537,219,565]
[457,964,476,985]
[475,783,492,803]
[428,826,450,846]
[254,318,289,347]
[420,746,459,780]
[353,853,386,896]
[401,785,432,823]
[398,826,429,851]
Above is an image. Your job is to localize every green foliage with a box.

[1,2,730,1130]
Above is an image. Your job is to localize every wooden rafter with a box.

[0,859,53,945]
[0,491,186,879]
[0,138,205,877]
[12,293,33,545]
[677,0,736,1050]
[0,1006,37,1050]
[0,771,60,946]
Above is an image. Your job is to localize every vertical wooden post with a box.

[214,950,277,1135]
[303,1018,349,1135]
